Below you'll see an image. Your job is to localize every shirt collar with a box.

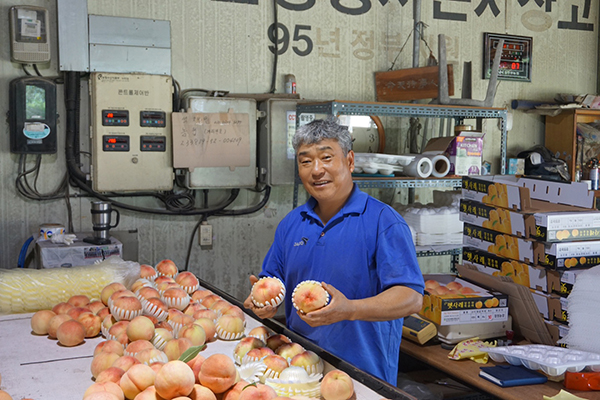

[301,184,368,222]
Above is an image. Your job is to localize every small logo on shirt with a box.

[293,237,309,247]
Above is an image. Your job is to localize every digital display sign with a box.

[483,33,532,82]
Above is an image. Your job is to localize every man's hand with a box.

[243,274,278,320]
[297,282,354,327]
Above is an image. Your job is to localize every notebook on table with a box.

[479,365,548,387]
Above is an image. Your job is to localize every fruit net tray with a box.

[486,344,600,376]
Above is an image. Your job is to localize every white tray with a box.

[486,344,600,376]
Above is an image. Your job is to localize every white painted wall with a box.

[0,0,597,300]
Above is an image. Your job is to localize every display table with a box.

[0,279,416,399]
[401,340,600,400]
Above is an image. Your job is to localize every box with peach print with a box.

[459,199,531,238]
[461,176,595,211]
[539,240,600,270]
[462,223,537,264]
[420,275,509,326]
[462,246,550,292]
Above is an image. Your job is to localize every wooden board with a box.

[375,65,454,102]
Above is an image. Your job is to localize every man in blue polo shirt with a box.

[244,116,424,385]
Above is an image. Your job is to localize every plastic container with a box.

[486,344,600,377]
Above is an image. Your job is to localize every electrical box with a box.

[90,73,173,192]
[9,5,51,63]
[9,76,57,154]
[177,97,257,189]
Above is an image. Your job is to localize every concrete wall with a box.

[0,0,597,301]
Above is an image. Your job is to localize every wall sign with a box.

[483,32,532,82]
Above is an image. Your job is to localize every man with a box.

[244,116,424,385]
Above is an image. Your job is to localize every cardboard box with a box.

[462,247,549,292]
[35,233,123,269]
[424,131,485,176]
[459,199,600,242]
[531,290,568,324]
[420,274,509,326]
[463,223,537,264]
[545,320,570,346]
[457,264,554,346]
[461,175,595,211]
[539,240,600,269]
[547,269,586,297]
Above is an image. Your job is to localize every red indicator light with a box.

[108,138,117,144]
[107,113,114,118]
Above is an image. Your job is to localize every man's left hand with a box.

[297,282,354,327]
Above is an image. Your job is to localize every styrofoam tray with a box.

[354,161,403,175]
[486,344,600,376]
[354,153,415,166]
[402,211,463,234]
[416,231,462,246]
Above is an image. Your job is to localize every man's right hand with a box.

[243,274,278,320]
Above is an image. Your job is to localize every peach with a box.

[261,355,288,381]
[292,281,329,314]
[91,351,122,378]
[276,343,305,361]
[101,282,128,306]
[155,320,174,332]
[248,326,273,343]
[215,315,245,341]
[222,380,250,400]
[290,350,323,374]
[320,369,354,400]
[199,354,237,393]
[186,353,206,384]
[78,312,102,337]
[88,300,106,314]
[424,279,441,290]
[112,355,140,372]
[200,294,222,309]
[155,360,195,399]
[108,321,130,340]
[446,281,463,291]
[131,385,158,400]
[459,286,476,294]
[83,381,124,400]
[265,334,292,351]
[0,390,12,400]
[94,340,125,356]
[140,264,157,280]
[125,340,155,357]
[164,338,193,361]
[233,337,266,364]
[179,324,207,347]
[156,259,179,278]
[193,318,217,342]
[244,347,275,363]
[83,392,121,400]
[188,383,217,400]
[67,306,93,320]
[47,314,73,339]
[142,297,169,321]
[251,277,286,308]
[131,278,152,294]
[184,302,207,316]
[162,287,191,311]
[95,366,126,384]
[30,309,56,335]
[136,286,161,301]
[126,316,156,342]
[68,294,90,307]
[110,296,143,321]
[191,289,213,302]
[119,363,156,399]
[52,301,74,315]
[435,286,450,295]
[238,383,278,400]
[108,290,136,306]
[220,304,245,320]
[154,275,176,285]
[193,309,218,321]
[175,271,200,293]
[152,327,174,350]
[135,348,168,365]
[96,306,111,320]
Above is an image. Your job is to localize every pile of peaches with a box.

[10,260,355,400]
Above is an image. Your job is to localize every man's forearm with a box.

[348,286,423,322]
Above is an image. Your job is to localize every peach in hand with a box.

[291,280,329,314]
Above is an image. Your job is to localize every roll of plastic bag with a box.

[424,154,451,178]
[402,155,433,178]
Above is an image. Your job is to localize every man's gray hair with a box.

[292,115,353,154]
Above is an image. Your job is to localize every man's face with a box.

[296,139,355,204]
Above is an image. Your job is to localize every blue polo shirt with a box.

[260,184,424,385]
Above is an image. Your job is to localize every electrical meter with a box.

[9,76,57,154]
[9,5,51,63]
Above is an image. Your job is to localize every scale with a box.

[402,314,437,345]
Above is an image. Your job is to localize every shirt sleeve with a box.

[376,208,425,294]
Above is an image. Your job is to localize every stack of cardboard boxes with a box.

[459,175,600,345]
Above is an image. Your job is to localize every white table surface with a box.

[0,311,388,399]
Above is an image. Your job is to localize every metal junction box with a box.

[90,73,174,192]
[180,97,257,189]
